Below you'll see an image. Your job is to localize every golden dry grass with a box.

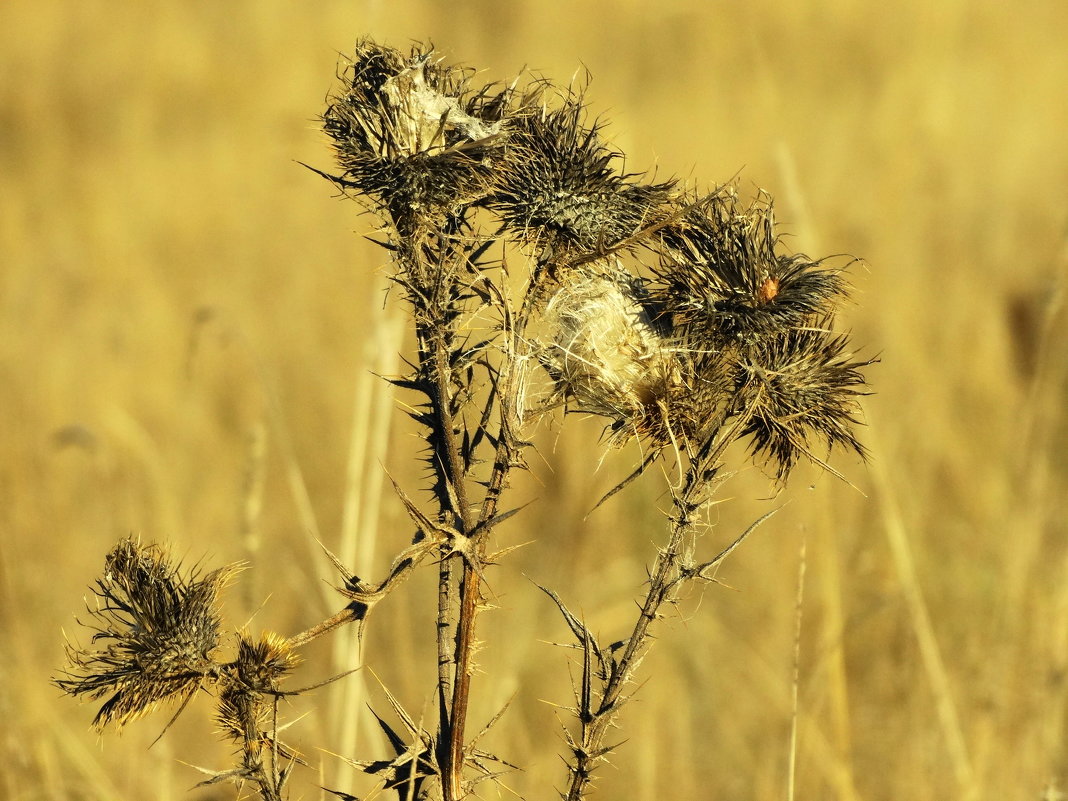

[3,1,1066,799]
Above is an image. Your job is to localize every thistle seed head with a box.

[55,539,240,730]
[323,40,505,230]
[539,272,686,444]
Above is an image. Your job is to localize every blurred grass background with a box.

[2,1,1066,799]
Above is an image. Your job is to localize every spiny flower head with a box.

[322,40,505,231]
[55,538,240,729]
[734,322,872,479]
[488,94,675,259]
[652,191,847,347]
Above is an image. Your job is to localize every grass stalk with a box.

[868,423,976,799]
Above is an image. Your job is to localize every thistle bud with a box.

[217,631,299,756]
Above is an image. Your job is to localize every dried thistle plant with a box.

[57,38,872,801]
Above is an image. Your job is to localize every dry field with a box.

[2,1,1066,799]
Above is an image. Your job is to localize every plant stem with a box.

[563,502,698,801]
[563,441,723,801]
[430,328,464,771]
[446,279,532,800]
[447,562,481,799]
[436,550,455,720]
[419,246,478,801]
[287,606,363,649]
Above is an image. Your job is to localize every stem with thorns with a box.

[561,426,759,800]
[446,266,535,800]
[405,230,480,801]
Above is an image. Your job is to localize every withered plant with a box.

[57,39,871,801]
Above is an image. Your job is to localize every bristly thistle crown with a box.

[319,39,871,481]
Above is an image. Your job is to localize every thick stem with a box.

[445,281,532,800]
[402,230,534,800]
[447,288,537,795]
[436,551,455,719]
[426,290,478,801]
[447,561,482,799]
